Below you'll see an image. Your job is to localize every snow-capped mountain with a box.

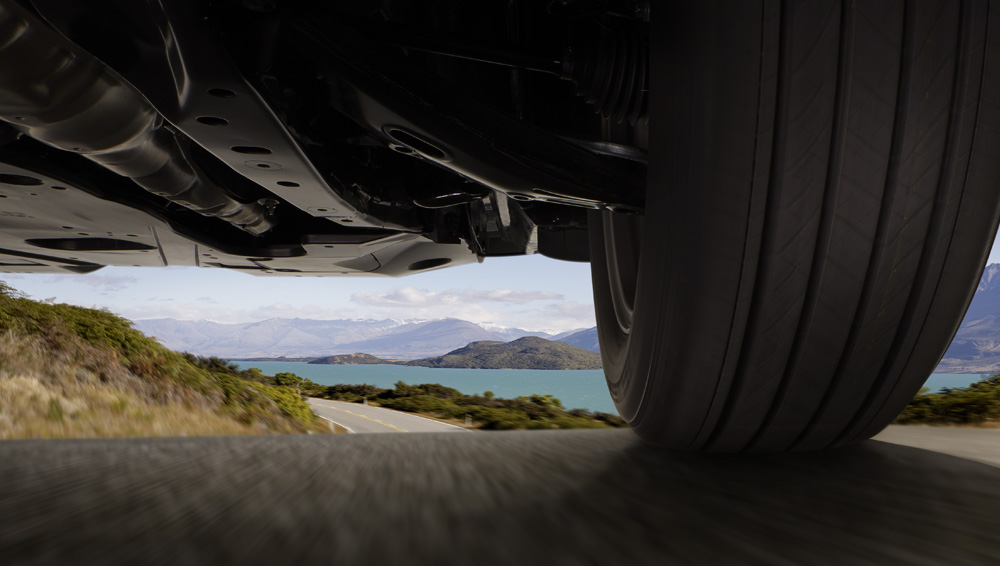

[132,317,565,359]
[938,263,1000,372]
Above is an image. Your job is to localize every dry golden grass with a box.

[0,330,319,439]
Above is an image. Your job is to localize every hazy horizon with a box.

[6,233,1000,335]
[0,253,597,334]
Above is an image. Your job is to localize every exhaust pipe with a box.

[0,1,273,235]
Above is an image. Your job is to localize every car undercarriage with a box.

[0,0,647,277]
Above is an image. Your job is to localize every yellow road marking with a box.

[315,403,407,433]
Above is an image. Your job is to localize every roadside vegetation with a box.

[0,279,621,437]
[193,355,626,429]
[304,379,627,430]
[0,282,324,438]
[194,356,627,430]
[894,374,1000,427]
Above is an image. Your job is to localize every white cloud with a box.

[351,286,563,307]
[465,289,563,303]
[112,297,594,333]
[49,286,593,333]
[118,302,367,324]
[47,274,139,293]
[344,287,592,332]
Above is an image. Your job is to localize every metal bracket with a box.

[285,6,646,214]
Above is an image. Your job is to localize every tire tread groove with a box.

[791,0,916,450]
[701,0,793,450]
[747,0,855,452]
[839,0,985,445]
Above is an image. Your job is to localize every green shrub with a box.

[413,383,463,399]
[469,406,531,430]
[380,395,457,416]
[0,282,149,357]
[895,376,1000,425]
[517,393,564,409]
[323,383,388,400]
[342,380,628,430]
[250,382,314,426]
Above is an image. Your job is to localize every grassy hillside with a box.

[0,282,324,439]
[404,336,602,370]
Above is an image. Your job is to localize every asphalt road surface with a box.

[874,425,1000,468]
[2,427,999,565]
[307,398,466,433]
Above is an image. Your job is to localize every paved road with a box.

[2,427,1000,564]
[307,398,466,433]
[874,424,1000,468]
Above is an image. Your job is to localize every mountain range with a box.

[937,263,1000,372]
[133,316,599,359]
[134,259,1000,370]
[309,337,602,370]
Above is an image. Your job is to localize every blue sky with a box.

[5,235,1000,333]
[0,254,597,333]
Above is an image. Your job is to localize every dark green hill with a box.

[309,352,396,365]
[404,336,602,370]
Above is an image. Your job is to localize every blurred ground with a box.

[1,428,998,565]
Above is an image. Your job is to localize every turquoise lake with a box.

[232,361,993,414]
[232,361,617,413]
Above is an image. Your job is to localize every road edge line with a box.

[318,415,354,434]
[320,399,470,431]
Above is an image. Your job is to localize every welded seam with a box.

[839,0,986,445]
[701,0,789,451]
[791,1,916,450]
[150,226,168,267]
[747,0,854,451]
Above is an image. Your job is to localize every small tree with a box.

[517,393,564,409]
[393,380,422,397]
[274,372,304,394]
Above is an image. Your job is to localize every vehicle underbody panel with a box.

[0,0,649,277]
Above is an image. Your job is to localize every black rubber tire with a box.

[591,0,1000,451]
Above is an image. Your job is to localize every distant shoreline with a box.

[228,357,320,363]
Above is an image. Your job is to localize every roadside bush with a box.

[413,383,463,399]
[379,395,457,416]
[0,282,149,357]
[324,383,389,400]
[470,406,531,430]
[391,380,423,398]
[593,412,627,427]
[249,382,314,426]
[895,376,1000,425]
[517,393,564,409]
[363,381,621,430]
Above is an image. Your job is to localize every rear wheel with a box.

[592,0,1000,451]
